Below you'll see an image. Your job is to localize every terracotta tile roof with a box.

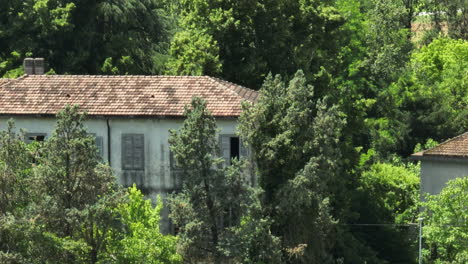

[0,75,258,117]
[0,78,12,87]
[412,132,468,159]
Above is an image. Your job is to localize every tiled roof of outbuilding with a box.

[412,132,468,159]
[0,75,258,117]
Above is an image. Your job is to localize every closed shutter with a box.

[133,134,144,170]
[219,135,231,167]
[122,134,145,187]
[122,134,135,170]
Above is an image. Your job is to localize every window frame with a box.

[121,133,145,171]
[219,134,246,166]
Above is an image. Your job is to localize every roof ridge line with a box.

[206,76,258,102]
[25,74,207,78]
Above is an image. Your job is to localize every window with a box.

[122,134,144,170]
[122,134,145,187]
[230,137,240,161]
[219,135,246,166]
[25,133,46,144]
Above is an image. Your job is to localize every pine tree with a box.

[239,70,349,263]
[34,105,124,263]
[168,97,281,263]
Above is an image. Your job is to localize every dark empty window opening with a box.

[25,133,46,144]
[37,135,45,141]
[230,137,240,164]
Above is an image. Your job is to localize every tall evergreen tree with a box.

[239,70,353,263]
[32,105,124,263]
[168,97,281,263]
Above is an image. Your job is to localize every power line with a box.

[340,223,467,227]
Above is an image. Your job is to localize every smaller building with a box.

[412,132,468,195]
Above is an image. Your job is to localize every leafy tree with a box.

[386,38,468,155]
[166,0,346,89]
[352,161,420,263]
[105,185,181,264]
[421,177,468,263]
[364,0,414,86]
[0,108,184,264]
[0,0,172,77]
[168,97,281,263]
[165,29,221,76]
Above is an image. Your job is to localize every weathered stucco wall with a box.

[0,116,239,232]
[420,159,468,196]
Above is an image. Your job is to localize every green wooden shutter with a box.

[122,134,134,170]
[133,134,144,170]
[122,134,145,170]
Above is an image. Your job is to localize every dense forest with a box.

[1,0,467,263]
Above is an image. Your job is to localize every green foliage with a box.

[0,0,172,76]
[35,105,117,233]
[388,38,468,153]
[0,121,32,215]
[168,97,281,263]
[32,105,125,263]
[421,177,468,263]
[349,160,421,264]
[239,70,352,263]
[364,0,414,85]
[165,30,221,76]
[166,0,346,88]
[100,56,137,75]
[413,138,439,153]
[0,106,126,264]
[359,162,419,224]
[2,1,467,263]
[105,185,181,264]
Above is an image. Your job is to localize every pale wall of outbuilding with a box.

[420,158,468,196]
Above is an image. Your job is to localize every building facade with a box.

[0,73,257,231]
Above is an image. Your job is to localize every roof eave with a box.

[410,154,468,162]
[0,113,240,120]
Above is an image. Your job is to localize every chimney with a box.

[23,58,45,75]
[23,58,34,75]
[34,58,45,74]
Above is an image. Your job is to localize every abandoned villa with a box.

[0,58,258,231]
